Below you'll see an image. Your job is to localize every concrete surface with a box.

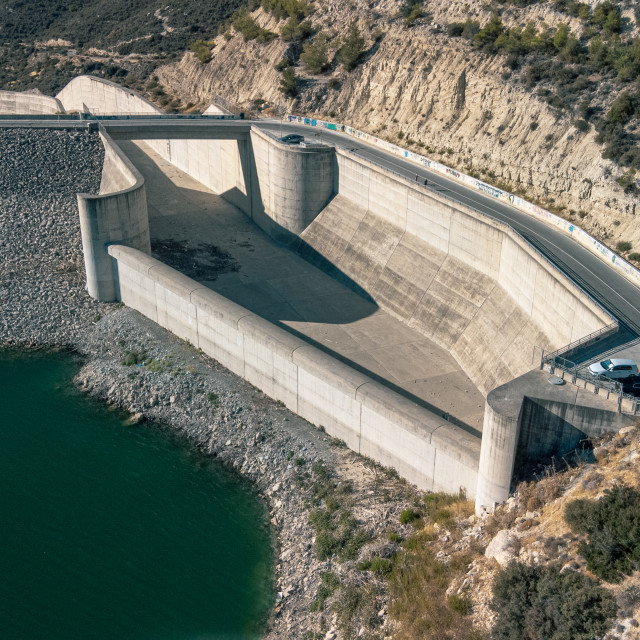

[77,131,150,301]
[475,368,637,513]
[124,140,486,433]
[109,243,481,497]
[0,90,64,114]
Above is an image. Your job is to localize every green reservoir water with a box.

[0,350,273,640]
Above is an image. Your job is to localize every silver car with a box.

[588,358,639,380]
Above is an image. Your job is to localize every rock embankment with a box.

[0,128,109,346]
[0,128,413,639]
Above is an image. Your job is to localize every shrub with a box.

[189,40,212,64]
[369,556,392,576]
[448,594,472,614]
[279,67,299,97]
[280,16,313,42]
[565,485,640,582]
[276,57,293,70]
[399,508,419,524]
[491,562,616,639]
[574,118,589,132]
[310,571,339,611]
[607,92,638,124]
[300,33,329,73]
[629,252,640,262]
[617,240,633,252]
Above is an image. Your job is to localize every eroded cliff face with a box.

[155,0,639,254]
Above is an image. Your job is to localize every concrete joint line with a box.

[408,254,447,328]
[353,380,370,400]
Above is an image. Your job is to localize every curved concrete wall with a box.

[77,129,150,301]
[57,76,161,115]
[249,128,335,240]
[475,369,636,512]
[0,90,64,114]
[108,243,480,497]
[298,150,613,396]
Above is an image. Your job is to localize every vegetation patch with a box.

[490,561,615,639]
[565,484,640,582]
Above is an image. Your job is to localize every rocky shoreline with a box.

[0,128,416,639]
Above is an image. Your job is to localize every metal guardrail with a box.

[0,113,242,121]
[543,355,639,415]
[543,322,619,362]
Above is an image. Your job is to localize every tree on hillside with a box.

[337,22,366,71]
[279,66,299,97]
[300,32,329,73]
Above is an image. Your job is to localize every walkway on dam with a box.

[120,141,486,434]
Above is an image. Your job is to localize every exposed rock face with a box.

[155,1,639,255]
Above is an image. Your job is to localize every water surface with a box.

[0,350,273,640]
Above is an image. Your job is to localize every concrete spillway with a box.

[5,75,631,511]
[124,140,486,433]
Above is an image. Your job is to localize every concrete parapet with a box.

[0,90,64,114]
[107,244,481,498]
[78,130,150,301]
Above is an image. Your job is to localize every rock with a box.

[485,530,520,567]
[619,426,636,435]
[324,629,337,640]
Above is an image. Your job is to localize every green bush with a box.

[280,16,313,42]
[369,556,392,576]
[300,33,329,73]
[628,252,640,262]
[337,21,366,71]
[565,485,640,582]
[448,594,472,615]
[278,67,299,97]
[189,39,212,64]
[490,562,615,639]
[399,508,419,524]
[617,240,633,252]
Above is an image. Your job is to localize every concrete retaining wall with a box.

[298,150,614,395]
[77,129,150,301]
[0,90,64,114]
[57,76,161,115]
[108,243,480,497]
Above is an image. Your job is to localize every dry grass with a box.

[388,493,485,639]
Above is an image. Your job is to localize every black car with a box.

[278,134,304,144]
[621,375,640,397]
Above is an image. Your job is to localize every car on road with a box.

[278,134,304,144]
[588,358,639,380]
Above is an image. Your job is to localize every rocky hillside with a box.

[153,0,640,261]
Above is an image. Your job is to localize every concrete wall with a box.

[77,128,150,301]
[145,128,335,243]
[0,90,64,114]
[475,369,636,513]
[298,150,614,395]
[57,76,161,115]
[108,243,481,497]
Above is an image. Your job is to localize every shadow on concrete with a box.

[277,320,483,439]
[570,324,640,368]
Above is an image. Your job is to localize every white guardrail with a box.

[287,114,640,290]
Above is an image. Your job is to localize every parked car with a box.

[588,358,639,380]
[278,134,304,144]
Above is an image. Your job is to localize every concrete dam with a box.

[4,76,637,512]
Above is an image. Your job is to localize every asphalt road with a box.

[257,120,640,341]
